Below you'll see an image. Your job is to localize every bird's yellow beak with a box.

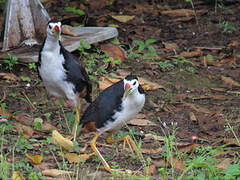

[123,83,131,99]
[53,25,60,38]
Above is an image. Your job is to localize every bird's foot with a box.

[122,135,142,157]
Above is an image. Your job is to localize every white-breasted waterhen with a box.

[80,75,145,173]
[37,21,92,141]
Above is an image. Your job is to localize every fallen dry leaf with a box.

[221,76,240,87]
[0,106,10,118]
[228,40,240,47]
[98,75,165,91]
[111,15,135,23]
[26,153,42,165]
[13,113,33,126]
[42,123,56,131]
[144,133,165,142]
[148,164,157,175]
[223,138,240,146]
[141,147,162,154]
[33,162,51,170]
[177,143,198,154]
[189,112,197,122]
[216,158,231,169]
[101,43,126,62]
[152,159,167,168]
[179,49,202,58]
[184,103,211,114]
[205,55,236,67]
[211,88,226,92]
[12,171,25,180]
[168,156,184,170]
[42,169,73,177]
[139,77,166,91]
[65,153,94,163]
[62,25,79,36]
[15,123,34,138]
[52,130,74,150]
[0,73,20,82]
[128,118,157,126]
[162,9,207,17]
[163,42,179,51]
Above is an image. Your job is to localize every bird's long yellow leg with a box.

[72,103,80,141]
[106,134,141,157]
[90,134,127,174]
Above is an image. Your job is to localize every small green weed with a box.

[3,53,18,71]
[65,7,85,15]
[78,39,121,81]
[15,134,33,154]
[127,39,158,60]
[21,76,31,82]
[28,62,36,70]
[157,60,174,72]
[217,21,236,33]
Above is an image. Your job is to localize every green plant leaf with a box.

[145,39,156,45]
[65,7,85,15]
[21,76,31,82]
[133,40,145,52]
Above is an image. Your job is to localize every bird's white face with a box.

[47,21,62,38]
[123,78,139,98]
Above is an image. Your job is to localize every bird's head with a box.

[47,21,62,38]
[123,75,140,98]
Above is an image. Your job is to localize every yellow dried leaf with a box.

[25,153,42,165]
[65,153,94,163]
[52,130,74,150]
[111,15,135,23]
[0,73,20,82]
[139,77,166,91]
[65,153,80,163]
[42,169,73,177]
[12,171,25,180]
[144,133,165,141]
[189,112,197,122]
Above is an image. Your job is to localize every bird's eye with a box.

[48,25,52,29]
[133,81,136,85]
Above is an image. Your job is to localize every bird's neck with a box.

[43,35,61,53]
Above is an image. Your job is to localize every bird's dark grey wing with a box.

[80,80,124,129]
[37,38,46,80]
[60,43,92,102]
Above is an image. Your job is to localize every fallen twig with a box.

[22,91,37,111]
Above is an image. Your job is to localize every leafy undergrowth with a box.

[1,0,240,179]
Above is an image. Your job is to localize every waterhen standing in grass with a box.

[80,75,145,173]
[37,21,92,141]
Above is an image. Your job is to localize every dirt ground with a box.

[0,0,240,179]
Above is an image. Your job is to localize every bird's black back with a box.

[80,79,124,129]
[60,42,92,103]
